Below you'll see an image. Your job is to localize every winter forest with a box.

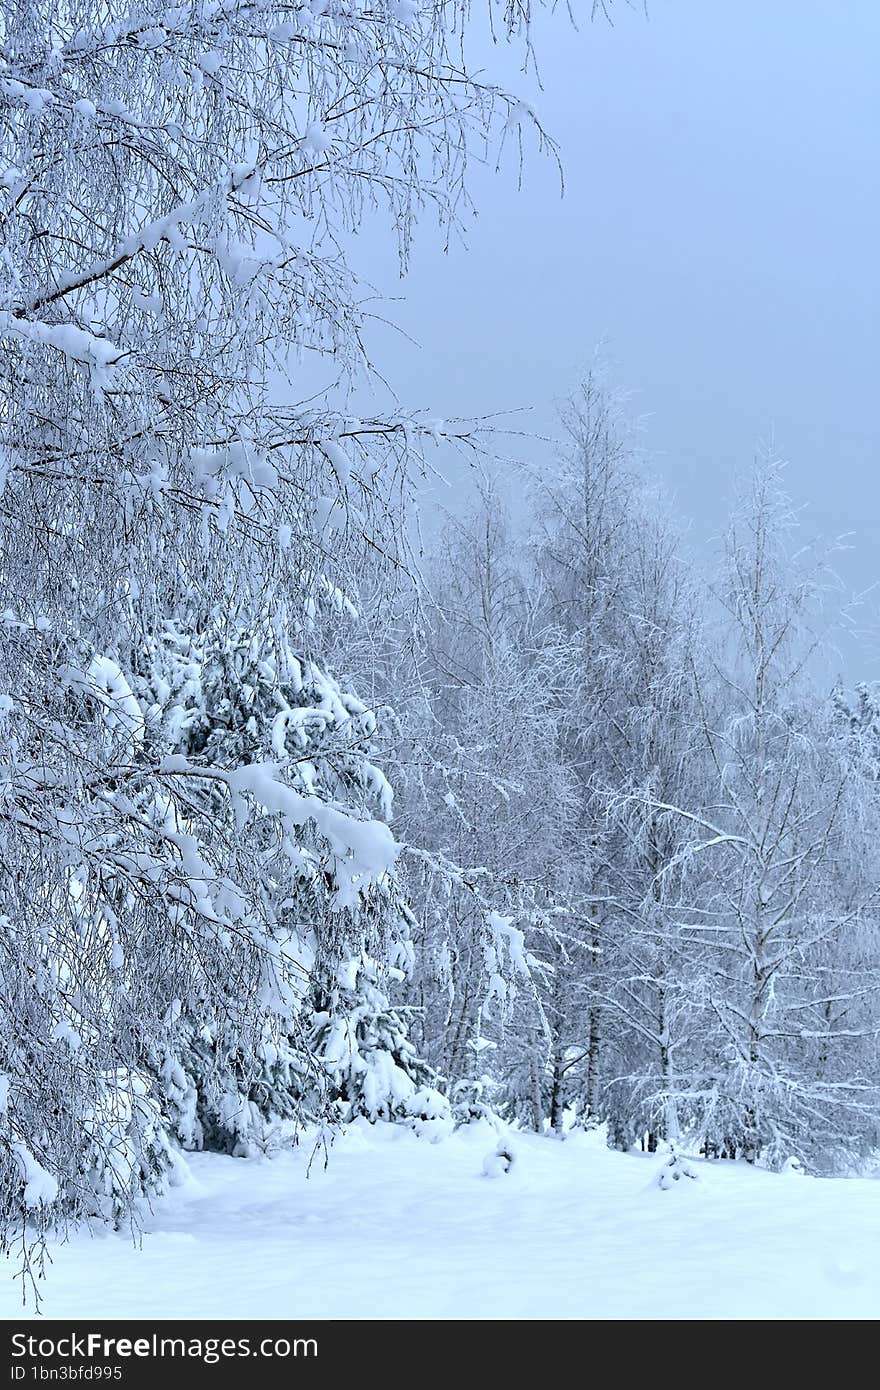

[2,0,880,1324]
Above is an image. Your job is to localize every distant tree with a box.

[673,451,880,1168]
[391,474,570,1120]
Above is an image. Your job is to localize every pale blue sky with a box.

[346,1,879,672]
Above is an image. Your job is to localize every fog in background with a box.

[323,1,879,675]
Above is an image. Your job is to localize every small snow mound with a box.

[656,1149,698,1191]
[482,1139,516,1179]
[781,1155,806,1176]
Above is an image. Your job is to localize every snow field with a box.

[4,1122,879,1320]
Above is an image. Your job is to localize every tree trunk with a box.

[549,1048,566,1136]
[583,918,602,1122]
[584,1005,600,1122]
[529,1050,544,1134]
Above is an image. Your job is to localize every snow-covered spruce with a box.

[136,607,450,1151]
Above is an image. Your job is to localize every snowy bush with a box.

[449,1075,505,1129]
[83,1071,178,1224]
[314,955,452,1141]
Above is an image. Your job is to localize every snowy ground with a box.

[3,1122,879,1320]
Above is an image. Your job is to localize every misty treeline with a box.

[391,391,880,1180]
[1,0,877,1295]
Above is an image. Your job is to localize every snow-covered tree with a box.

[384,474,571,1124]
[673,451,880,1168]
[0,0,553,1285]
[589,490,706,1152]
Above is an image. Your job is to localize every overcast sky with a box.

[346,0,879,674]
